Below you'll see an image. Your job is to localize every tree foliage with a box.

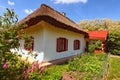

[78,18,120,54]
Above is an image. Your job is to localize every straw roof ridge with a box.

[19,4,88,36]
[41,4,76,24]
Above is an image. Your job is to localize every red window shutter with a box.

[79,40,80,49]
[30,37,34,51]
[57,38,68,52]
[78,40,80,49]
[65,39,68,51]
[57,38,60,52]
[31,41,34,51]
[74,40,76,50]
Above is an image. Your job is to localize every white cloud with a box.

[53,0,88,4]
[8,0,15,6]
[24,9,34,14]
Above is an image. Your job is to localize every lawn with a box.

[107,55,120,80]
[41,63,68,80]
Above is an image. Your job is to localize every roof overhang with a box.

[88,30,108,40]
[20,15,88,38]
[18,4,88,38]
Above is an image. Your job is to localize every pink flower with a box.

[3,62,9,69]
[31,62,35,72]
[40,66,45,72]
[8,39,13,43]
[2,57,5,62]
[27,68,32,73]
[35,61,39,69]
[16,35,20,39]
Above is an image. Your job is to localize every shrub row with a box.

[67,53,108,80]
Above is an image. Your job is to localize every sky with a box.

[0,0,120,23]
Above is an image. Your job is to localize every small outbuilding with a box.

[88,30,108,53]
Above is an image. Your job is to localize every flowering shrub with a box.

[0,9,44,79]
[29,63,45,80]
[2,62,9,69]
[0,8,23,79]
[20,61,45,80]
[0,54,25,79]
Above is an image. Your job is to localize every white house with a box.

[19,4,88,63]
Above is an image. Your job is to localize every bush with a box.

[68,54,101,74]
[111,49,120,55]
[0,54,28,79]
[106,30,120,55]
[41,65,67,80]
[0,9,42,80]
[88,44,95,53]
[29,72,41,80]
[96,52,108,61]
[67,53,108,80]
[88,40,102,53]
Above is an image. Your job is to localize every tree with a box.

[78,18,120,54]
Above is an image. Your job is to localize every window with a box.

[57,37,68,52]
[24,36,34,51]
[74,40,80,50]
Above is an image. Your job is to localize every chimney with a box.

[61,12,66,16]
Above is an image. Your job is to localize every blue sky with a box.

[0,0,120,22]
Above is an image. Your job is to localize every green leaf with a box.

[0,43,4,47]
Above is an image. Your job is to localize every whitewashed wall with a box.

[42,21,86,61]
[19,22,45,62]
[19,21,86,62]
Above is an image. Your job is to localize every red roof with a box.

[88,30,108,40]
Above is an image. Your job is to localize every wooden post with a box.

[102,41,106,52]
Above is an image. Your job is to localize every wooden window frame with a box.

[57,37,68,52]
[24,36,34,51]
[74,40,80,50]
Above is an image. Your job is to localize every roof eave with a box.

[20,15,88,36]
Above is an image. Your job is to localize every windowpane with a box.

[24,36,34,51]
[74,40,80,50]
[57,38,68,52]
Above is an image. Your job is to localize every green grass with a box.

[41,63,68,80]
[107,56,120,80]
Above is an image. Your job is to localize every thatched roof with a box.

[19,4,88,37]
